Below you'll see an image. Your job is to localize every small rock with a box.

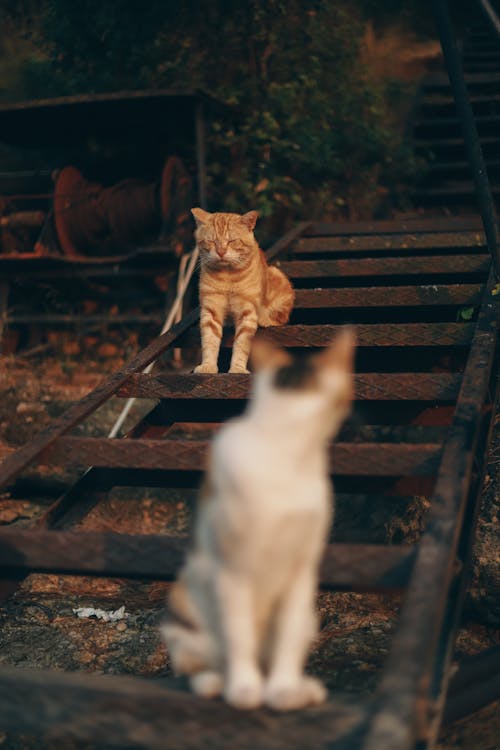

[116,622,128,632]
[0,508,20,524]
[16,401,45,415]
[98,343,119,358]
[63,341,81,356]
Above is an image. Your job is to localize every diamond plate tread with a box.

[178,323,475,349]
[292,232,486,253]
[45,437,442,476]
[118,373,462,401]
[243,323,474,347]
[277,255,490,278]
[164,423,448,445]
[0,528,416,591]
[293,284,483,308]
[303,216,484,236]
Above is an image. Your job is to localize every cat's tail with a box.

[161,581,217,676]
[259,266,295,327]
[161,621,214,675]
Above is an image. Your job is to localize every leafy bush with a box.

[3,0,424,233]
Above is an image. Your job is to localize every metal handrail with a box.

[433,0,500,278]
[478,0,500,39]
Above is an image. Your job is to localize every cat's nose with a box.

[216,245,228,258]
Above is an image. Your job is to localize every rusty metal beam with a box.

[443,646,500,725]
[293,232,486,254]
[117,373,462,402]
[0,529,416,591]
[7,313,164,326]
[0,665,367,750]
[41,437,442,476]
[278,255,489,279]
[293,285,483,308]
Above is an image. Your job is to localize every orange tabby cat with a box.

[191,208,294,373]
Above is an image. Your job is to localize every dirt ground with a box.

[0,332,499,750]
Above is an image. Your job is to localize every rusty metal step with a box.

[415,180,500,205]
[97,422,447,446]
[416,135,500,159]
[292,285,484,308]
[463,62,500,72]
[277,255,490,280]
[415,113,500,138]
[303,217,484,235]
[423,159,500,179]
[292,232,486,254]
[0,529,417,590]
[178,323,475,349]
[118,372,463,402]
[163,423,448,445]
[422,91,500,107]
[42,437,443,476]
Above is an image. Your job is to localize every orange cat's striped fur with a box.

[192,208,294,373]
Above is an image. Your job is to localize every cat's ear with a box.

[240,210,258,231]
[250,335,291,372]
[318,326,357,371]
[191,207,212,226]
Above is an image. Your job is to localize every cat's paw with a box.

[225,673,263,710]
[264,676,327,711]
[194,363,218,374]
[228,365,250,374]
[190,671,223,699]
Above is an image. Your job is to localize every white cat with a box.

[161,328,356,711]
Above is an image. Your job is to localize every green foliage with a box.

[2,0,424,231]
[457,306,475,322]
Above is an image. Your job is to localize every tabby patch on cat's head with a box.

[191,208,259,268]
[192,208,258,231]
[251,327,356,394]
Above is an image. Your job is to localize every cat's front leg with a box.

[264,569,327,711]
[194,300,225,374]
[229,306,258,374]
[216,571,263,709]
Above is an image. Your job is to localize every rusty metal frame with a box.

[362,270,498,750]
[0,214,497,748]
[1,12,500,738]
